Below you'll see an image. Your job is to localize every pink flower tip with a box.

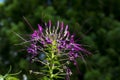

[49,20,51,27]
[38,24,43,32]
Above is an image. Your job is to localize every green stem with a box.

[50,41,58,80]
[46,41,61,80]
[48,47,55,80]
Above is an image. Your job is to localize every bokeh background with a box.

[0,0,120,80]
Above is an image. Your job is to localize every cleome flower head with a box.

[28,20,89,59]
[26,20,90,79]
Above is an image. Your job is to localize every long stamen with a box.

[23,16,34,31]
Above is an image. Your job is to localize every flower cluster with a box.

[26,20,89,79]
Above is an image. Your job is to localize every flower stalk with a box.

[46,41,62,80]
[20,19,90,80]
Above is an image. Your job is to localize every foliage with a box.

[0,66,20,80]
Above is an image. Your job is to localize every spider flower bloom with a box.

[27,20,90,79]
[28,20,89,61]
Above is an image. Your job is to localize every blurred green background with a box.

[0,0,120,80]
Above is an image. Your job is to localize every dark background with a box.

[0,0,120,80]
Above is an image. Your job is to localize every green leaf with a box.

[41,76,49,80]
[5,76,19,80]
[0,75,4,80]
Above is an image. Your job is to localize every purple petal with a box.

[66,68,72,75]
[74,53,78,58]
[65,25,68,32]
[74,60,77,65]
[45,37,52,44]
[66,31,70,38]
[66,68,71,80]
[38,24,43,32]
[27,48,34,53]
[70,35,74,43]
[27,44,38,57]
[48,20,51,27]
[60,22,64,30]
[31,30,39,40]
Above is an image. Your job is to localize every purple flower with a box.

[66,68,72,80]
[31,24,43,41]
[31,30,39,40]
[26,20,90,78]
[28,20,90,61]
[27,44,38,57]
